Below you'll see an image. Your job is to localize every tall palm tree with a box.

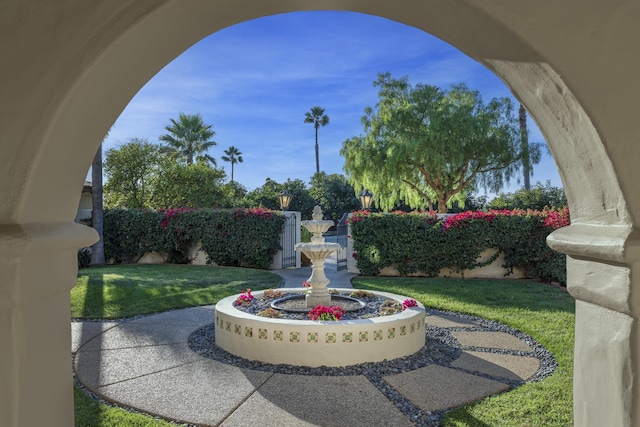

[90,142,105,265]
[159,113,217,165]
[519,103,531,190]
[221,145,243,182]
[304,106,329,174]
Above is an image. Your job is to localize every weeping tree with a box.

[342,73,524,213]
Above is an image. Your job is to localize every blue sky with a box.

[102,11,562,196]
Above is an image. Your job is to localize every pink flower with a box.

[235,288,255,306]
[402,299,418,310]
[307,305,345,321]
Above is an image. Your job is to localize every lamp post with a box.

[359,189,373,210]
[278,189,293,211]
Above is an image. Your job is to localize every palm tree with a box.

[221,145,243,182]
[90,142,105,265]
[518,104,542,190]
[519,103,531,190]
[304,106,329,174]
[159,113,217,165]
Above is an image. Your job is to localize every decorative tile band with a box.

[213,290,426,367]
[216,314,425,344]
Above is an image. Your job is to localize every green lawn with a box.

[353,277,575,427]
[72,266,574,426]
[72,264,282,319]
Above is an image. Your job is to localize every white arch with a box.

[2,1,639,426]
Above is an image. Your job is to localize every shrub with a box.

[348,207,569,284]
[103,207,284,269]
[103,209,165,263]
[77,248,91,268]
[487,181,567,210]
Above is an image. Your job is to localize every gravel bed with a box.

[189,305,558,427]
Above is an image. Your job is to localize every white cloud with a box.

[100,11,561,193]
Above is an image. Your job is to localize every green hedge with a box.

[103,208,284,269]
[348,208,569,284]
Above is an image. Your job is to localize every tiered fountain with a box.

[214,207,426,367]
[295,205,341,307]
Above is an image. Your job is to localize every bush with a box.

[487,181,567,210]
[103,207,284,269]
[103,209,165,263]
[348,207,569,284]
[77,248,91,268]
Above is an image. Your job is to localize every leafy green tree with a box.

[342,73,522,213]
[104,138,161,208]
[221,145,243,182]
[487,180,567,210]
[220,181,248,208]
[243,178,315,216]
[304,106,330,174]
[309,172,360,224]
[159,113,217,165]
[150,161,227,209]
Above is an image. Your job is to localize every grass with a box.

[74,386,176,427]
[72,264,282,319]
[72,264,282,426]
[353,276,575,427]
[72,266,574,426]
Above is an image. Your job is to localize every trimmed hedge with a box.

[103,208,284,269]
[348,208,570,284]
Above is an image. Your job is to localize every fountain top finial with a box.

[311,205,324,221]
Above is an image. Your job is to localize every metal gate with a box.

[336,213,349,271]
[281,213,297,268]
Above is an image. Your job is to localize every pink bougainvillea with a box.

[232,207,277,220]
[160,207,197,228]
[442,208,570,231]
[543,206,570,229]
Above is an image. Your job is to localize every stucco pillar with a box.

[0,222,96,427]
[548,224,640,427]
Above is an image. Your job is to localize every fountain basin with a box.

[270,294,366,313]
[214,289,426,367]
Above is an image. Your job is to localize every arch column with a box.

[0,222,96,427]
[549,224,640,427]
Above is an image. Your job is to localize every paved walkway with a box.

[72,260,543,426]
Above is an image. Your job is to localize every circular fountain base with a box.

[214,289,426,367]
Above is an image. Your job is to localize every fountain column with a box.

[295,206,342,308]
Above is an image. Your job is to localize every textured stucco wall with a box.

[1,1,639,426]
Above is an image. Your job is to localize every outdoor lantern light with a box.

[359,190,373,210]
[278,190,293,210]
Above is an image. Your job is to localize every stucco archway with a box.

[2,1,639,426]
